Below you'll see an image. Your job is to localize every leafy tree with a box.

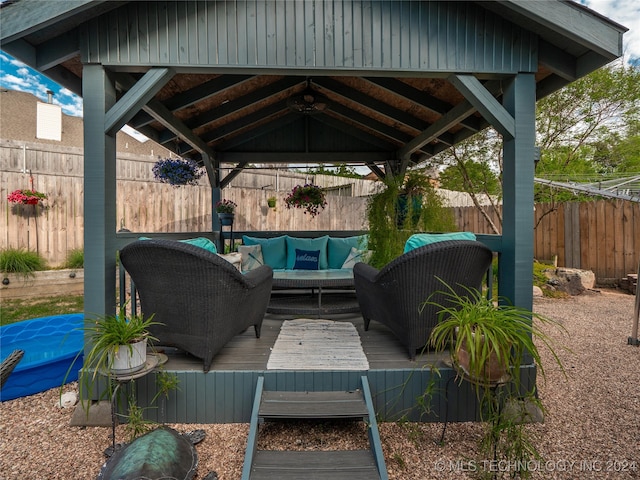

[430,60,640,208]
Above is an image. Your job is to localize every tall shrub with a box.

[366,171,456,268]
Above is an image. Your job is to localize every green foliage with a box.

[439,158,501,195]
[0,295,84,326]
[431,61,640,205]
[0,248,47,274]
[123,399,153,442]
[63,249,84,269]
[425,280,567,476]
[68,303,161,412]
[303,163,362,179]
[426,280,566,398]
[366,171,456,268]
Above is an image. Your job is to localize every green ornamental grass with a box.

[0,248,47,274]
[63,249,84,269]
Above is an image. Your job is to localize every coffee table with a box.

[267,270,359,315]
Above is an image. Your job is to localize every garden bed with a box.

[1,269,84,300]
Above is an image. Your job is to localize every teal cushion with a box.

[179,237,218,254]
[242,235,287,269]
[285,236,329,270]
[403,232,476,253]
[138,236,217,254]
[327,235,368,269]
[293,249,320,270]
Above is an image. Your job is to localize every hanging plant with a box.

[284,184,327,218]
[7,189,47,205]
[152,158,204,186]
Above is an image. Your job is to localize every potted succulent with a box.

[284,184,327,217]
[152,158,204,186]
[215,199,237,225]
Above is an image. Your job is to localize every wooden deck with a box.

[162,312,448,372]
[131,311,537,424]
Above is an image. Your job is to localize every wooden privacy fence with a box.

[452,200,640,283]
[2,141,637,281]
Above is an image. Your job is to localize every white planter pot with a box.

[109,338,147,375]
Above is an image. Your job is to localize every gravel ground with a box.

[1,289,638,479]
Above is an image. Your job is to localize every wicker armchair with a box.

[353,240,493,360]
[120,239,273,372]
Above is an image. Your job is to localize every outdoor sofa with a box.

[119,238,273,372]
[239,234,369,273]
[353,238,494,360]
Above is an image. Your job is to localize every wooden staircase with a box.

[241,376,388,480]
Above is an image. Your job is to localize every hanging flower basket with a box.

[152,158,204,186]
[7,189,47,205]
[284,184,327,218]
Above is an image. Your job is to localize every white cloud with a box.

[1,73,30,89]
[580,0,640,63]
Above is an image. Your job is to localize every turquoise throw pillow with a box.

[179,237,217,254]
[242,235,287,269]
[327,235,368,269]
[138,236,217,254]
[403,232,476,253]
[293,249,320,270]
[285,235,329,270]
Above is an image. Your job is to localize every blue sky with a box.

[1,0,638,124]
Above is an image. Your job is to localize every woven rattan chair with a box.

[120,239,273,372]
[353,240,493,360]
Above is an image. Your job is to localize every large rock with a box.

[544,267,595,295]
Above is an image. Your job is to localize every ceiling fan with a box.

[287,80,329,115]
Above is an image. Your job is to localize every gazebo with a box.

[1,0,626,423]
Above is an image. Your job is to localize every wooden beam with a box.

[217,152,393,164]
[106,68,175,136]
[363,77,480,133]
[0,0,109,44]
[538,40,576,82]
[314,77,428,132]
[35,31,79,71]
[449,75,515,140]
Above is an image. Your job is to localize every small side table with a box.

[107,354,160,451]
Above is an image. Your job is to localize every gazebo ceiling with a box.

[0,0,627,176]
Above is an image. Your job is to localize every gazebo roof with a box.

[0,0,626,181]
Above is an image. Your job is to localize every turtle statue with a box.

[97,426,217,480]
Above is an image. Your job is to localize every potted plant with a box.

[426,281,563,391]
[284,184,327,217]
[424,280,566,475]
[267,196,277,208]
[82,304,160,379]
[152,158,204,186]
[215,199,237,225]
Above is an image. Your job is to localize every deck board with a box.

[250,450,380,480]
[155,312,447,372]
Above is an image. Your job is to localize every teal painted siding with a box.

[82,1,537,73]
[133,365,536,423]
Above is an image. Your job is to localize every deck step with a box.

[249,450,381,479]
[259,390,368,419]
[242,376,388,480]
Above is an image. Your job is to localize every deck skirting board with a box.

[133,365,537,424]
